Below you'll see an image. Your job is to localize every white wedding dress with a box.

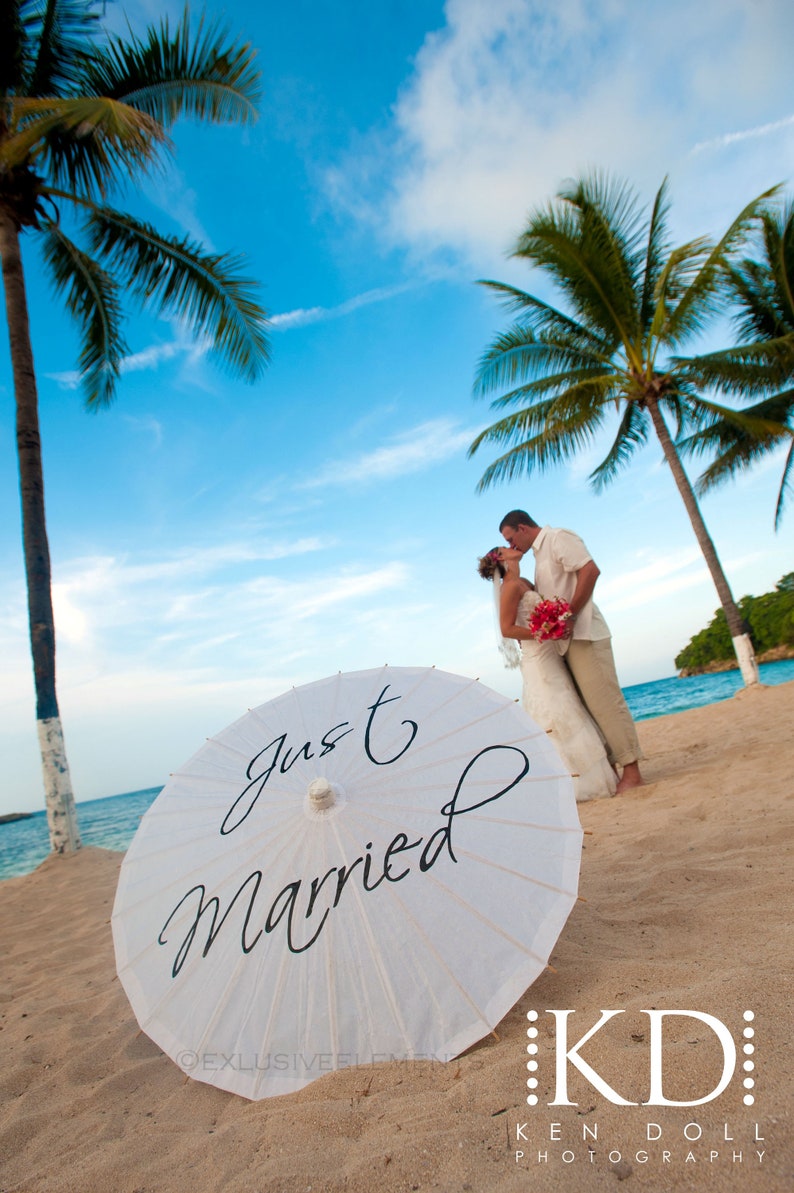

[516,590,616,802]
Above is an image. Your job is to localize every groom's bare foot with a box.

[616,761,644,794]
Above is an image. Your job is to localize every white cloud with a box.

[300,418,478,488]
[268,563,410,620]
[332,0,794,269]
[270,306,325,329]
[10,542,408,676]
[690,112,794,155]
[57,537,323,599]
[598,544,776,615]
[271,281,421,330]
[45,369,81,390]
[46,336,207,392]
[597,547,705,611]
[119,341,193,374]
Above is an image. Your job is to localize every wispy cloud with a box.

[45,369,81,390]
[690,113,794,155]
[120,340,202,374]
[121,414,164,448]
[261,563,409,621]
[598,545,770,613]
[598,548,705,611]
[46,337,206,391]
[40,547,411,690]
[271,281,419,330]
[299,418,477,488]
[140,162,215,249]
[53,538,325,614]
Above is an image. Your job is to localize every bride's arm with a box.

[499,580,535,642]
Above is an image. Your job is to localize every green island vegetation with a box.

[675,573,794,675]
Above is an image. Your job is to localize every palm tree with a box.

[1,1,270,854]
[468,173,785,686]
[679,201,794,529]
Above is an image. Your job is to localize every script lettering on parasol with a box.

[219,684,418,835]
[159,685,530,977]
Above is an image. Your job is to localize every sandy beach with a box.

[1,682,791,1193]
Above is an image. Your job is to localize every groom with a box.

[500,510,644,794]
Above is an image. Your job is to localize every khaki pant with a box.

[566,637,642,767]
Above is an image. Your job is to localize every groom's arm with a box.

[570,560,600,616]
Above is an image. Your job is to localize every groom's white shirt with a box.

[531,526,611,641]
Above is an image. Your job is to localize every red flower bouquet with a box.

[528,597,573,641]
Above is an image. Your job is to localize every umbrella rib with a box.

[325,816,415,1051]
[452,845,581,897]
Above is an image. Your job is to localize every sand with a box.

[1,682,791,1193]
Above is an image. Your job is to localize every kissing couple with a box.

[478,510,644,801]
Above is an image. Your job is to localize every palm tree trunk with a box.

[0,209,81,852]
[646,396,760,686]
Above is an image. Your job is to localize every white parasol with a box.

[112,666,582,1099]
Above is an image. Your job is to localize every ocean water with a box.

[0,786,164,883]
[2,658,792,883]
[623,656,794,721]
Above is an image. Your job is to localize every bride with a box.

[478,546,616,802]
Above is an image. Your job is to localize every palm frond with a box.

[561,172,649,273]
[774,441,793,528]
[469,400,556,455]
[513,194,638,352]
[2,0,99,96]
[588,400,650,491]
[471,400,603,491]
[486,366,619,411]
[88,206,269,380]
[561,173,647,323]
[80,7,260,127]
[478,279,613,354]
[728,202,794,342]
[639,178,673,333]
[474,325,611,397]
[646,235,713,351]
[728,259,787,342]
[768,201,794,325]
[470,378,608,462]
[680,391,794,460]
[667,185,780,344]
[1,0,28,94]
[691,419,792,504]
[40,220,127,407]
[653,386,691,439]
[3,98,167,196]
[675,334,794,397]
[680,388,793,527]
[542,376,621,433]
[26,0,100,97]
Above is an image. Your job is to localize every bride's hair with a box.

[477,548,506,581]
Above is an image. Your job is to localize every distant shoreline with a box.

[678,643,794,677]
[0,812,34,826]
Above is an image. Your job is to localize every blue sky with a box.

[1,0,792,813]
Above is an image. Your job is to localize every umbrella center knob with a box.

[307,777,336,811]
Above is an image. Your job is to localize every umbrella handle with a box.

[308,777,336,811]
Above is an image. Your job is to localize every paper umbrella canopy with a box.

[112,666,582,1099]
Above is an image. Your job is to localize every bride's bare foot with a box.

[616,761,644,794]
